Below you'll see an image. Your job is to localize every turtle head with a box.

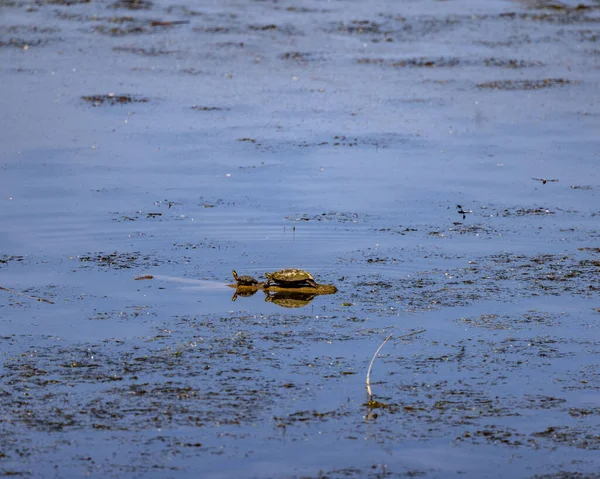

[265,272,273,279]
[232,270,239,280]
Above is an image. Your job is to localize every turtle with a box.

[232,270,259,287]
[264,268,318,288]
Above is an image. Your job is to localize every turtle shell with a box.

[265,268,314,283]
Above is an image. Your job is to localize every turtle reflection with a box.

[231,287,260,302]
[263,290,317,308]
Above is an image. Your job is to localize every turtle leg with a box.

[307,279,318,288]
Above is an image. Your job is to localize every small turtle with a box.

[232,270,259,286]
[264,268,318,288]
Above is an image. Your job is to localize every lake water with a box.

[1,0,599,477]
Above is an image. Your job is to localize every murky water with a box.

[1,0,599,477]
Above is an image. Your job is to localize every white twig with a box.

[366,329,426,400]
[366,333,393,399]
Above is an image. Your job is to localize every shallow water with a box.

[1,0,599,477]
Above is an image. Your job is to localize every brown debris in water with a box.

[82,94,149,106]
[477,78,574,90]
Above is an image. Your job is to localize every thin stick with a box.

[0,285,55,304]
[366,329,426,399]
[366,334,393,399]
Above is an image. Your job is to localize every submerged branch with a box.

[227,283,338,295]
[0,285,54,304]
